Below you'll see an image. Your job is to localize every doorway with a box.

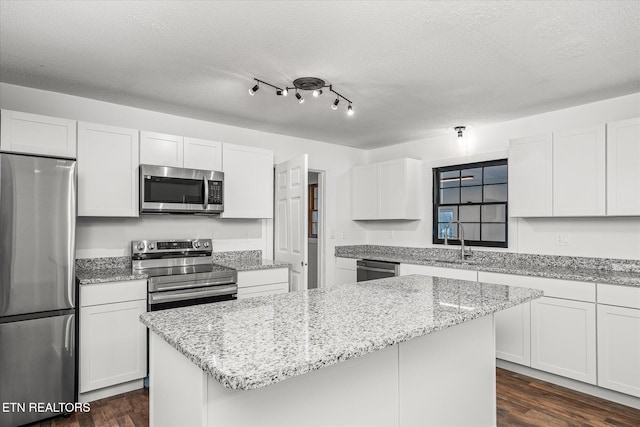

[308,171,320,289]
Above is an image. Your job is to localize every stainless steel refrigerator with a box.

[0,153,77,427]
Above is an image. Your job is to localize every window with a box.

[308,183,318,238]
[433,159,508,248]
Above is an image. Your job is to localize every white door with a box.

[275,155,308,292]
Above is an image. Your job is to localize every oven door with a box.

[148,284,237,311]
[140,164,223,214]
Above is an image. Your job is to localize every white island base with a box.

[149,314,497,427]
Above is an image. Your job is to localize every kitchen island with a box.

[140,275,542,427]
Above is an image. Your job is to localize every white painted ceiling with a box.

[1,1,639,149]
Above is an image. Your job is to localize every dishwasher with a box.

[356,259,400,282]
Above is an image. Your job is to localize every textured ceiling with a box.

[1,1,639,149]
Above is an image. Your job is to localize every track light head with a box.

[248,84,259,96]
[331,98,340,110]
[282,88,288,96]
[313,89,323,97]
[347,104,354,116]
[296,92,304,103]
[454,126,466,138]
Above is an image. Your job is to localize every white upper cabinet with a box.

[0,109,77,158]
[139,131,183,167]
[508,134,553,217]
[351,164,378,220]
[139,131,222,171]
[553,125,606,216]
[77,122,139,217]
[606,117,640,216]
[183,137,222,171]
[352,158,422,220]
[220,143,273,218]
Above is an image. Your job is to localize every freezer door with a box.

[0,154,76,317]
[0,314,76,427]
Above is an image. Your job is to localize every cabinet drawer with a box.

[80,280,147,307]
[237,282,289,299]
[478,272,595,302]
[598,284,640,309]
[401,264,477,281]
[237,268,289,288]
[336,257,357,270]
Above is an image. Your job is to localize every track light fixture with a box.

[249,77,354,116]
[454,126,466,138]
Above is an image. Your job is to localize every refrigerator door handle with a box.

[63,314,74,353]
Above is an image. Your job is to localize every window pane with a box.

[438,206,458,223]
[312,211,318,222]
[313,187,318,197]
[461,168,482,186]
[484,165,508,184]
[459,205,480,222]
[438,223,458,239]
[440,170,460,188]
[311,223,317,236]
[461,186,482,203]
[482,204,506,222]
[441,188,460,204]
[484,184,507,202]
[460,223,480,240]
[482,224,506,242]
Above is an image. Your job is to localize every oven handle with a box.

[149,276,237,292]
[204,176,209,209]
[149,284,237,304]
[357,266,397,274]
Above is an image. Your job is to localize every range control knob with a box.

[193,241,201,249]
[137,242,145,251]
[148,243,155,250]
[203,241,210,248]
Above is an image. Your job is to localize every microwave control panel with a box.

[208,180,223,205]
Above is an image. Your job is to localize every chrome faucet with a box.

[443,220,471,260]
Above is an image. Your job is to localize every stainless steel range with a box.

[131,238,237,311]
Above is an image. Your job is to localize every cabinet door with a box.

[495,302,531,366]
[553,125,606,216]
[607,117,640,216]
[0,109,77,158]
[597,304,640,397]
[77,122,139,217]
[378,159,406,219]
[531,297,596,384]
[220,143,273,218]
[351,164,378,220]
[183,137,222,171]
[508,134,553,217]
[79,299,147,393]
[335,257,357,285]
[139,131,183,167]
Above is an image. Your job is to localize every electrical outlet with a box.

[340,230,346,239]
[555,233,569,246]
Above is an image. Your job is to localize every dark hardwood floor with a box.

[34,368,640,426]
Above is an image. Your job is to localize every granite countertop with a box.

[335,246,640,287]
[140,274,542,391]
[213,258,290,271]
[76,267,147,285]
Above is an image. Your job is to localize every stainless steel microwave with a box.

[140,164,224,214]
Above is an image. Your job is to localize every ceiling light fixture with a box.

[249,77,354,116]
[454,126,466,138]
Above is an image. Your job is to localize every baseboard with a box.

[497,359,640,410]
[78,379,144,403]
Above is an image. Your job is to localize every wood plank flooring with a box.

[33,368,640,426]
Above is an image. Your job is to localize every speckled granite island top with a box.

[212,258,290,271]
[140,274,542,391]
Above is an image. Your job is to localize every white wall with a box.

[0,83,367,285]
[365,93,640,260]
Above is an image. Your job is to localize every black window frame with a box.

[432,158,508,248]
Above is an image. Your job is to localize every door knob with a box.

[301,261,308,267]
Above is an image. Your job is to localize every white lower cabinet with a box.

[531,297,597,384]
[495,302,531,366]
[335,257,357,285]
[236,268,289,299]
[79,280,147,398]
[596,283,640,398]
